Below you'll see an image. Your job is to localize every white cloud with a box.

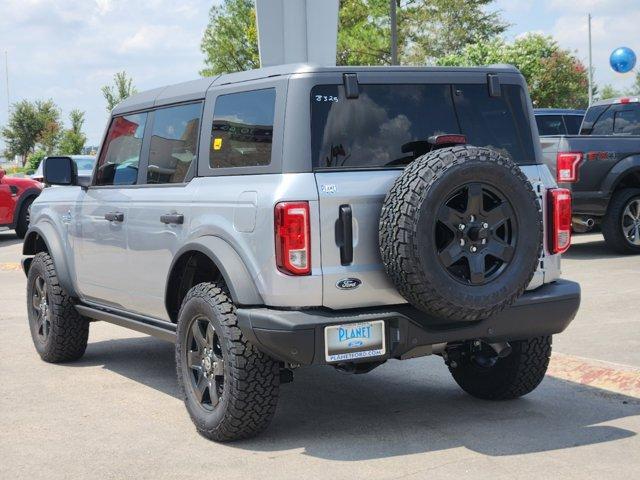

[0,0,215,148]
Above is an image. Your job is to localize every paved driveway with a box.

[1,230,639,479]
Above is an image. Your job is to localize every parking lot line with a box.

[548,352,640,399]
[0,262,21,271]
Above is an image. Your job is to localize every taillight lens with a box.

[275,202,311,275]
[548,188,572,254]
[556,152,583,183]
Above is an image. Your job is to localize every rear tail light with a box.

[275,202,311,275]
[556,152,583,183]
[548,188,572,254]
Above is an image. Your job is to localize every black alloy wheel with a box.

[30,274,51,344]
[435,182,516,286]
[184,316,225,411]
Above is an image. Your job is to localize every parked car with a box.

[0,168,43,238]
[534,108,585,136]
[541,97,640,253]
[22,64,580,442]
[31,155,96,183]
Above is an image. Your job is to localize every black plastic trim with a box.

[237,280,581,366]
[76,304,176,342]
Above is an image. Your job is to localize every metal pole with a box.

[390,0,398,65]
[588,13,593,105]
[4,50,9,117]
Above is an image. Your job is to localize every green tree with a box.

[1,100,41,165]
[404,0,508,63]
[628,71,640,95]
[599,84,622,100]
[58,109,87,155]
[1,99,62,165]
[26,149,46,171]
[35,99,62,155]
[200,0,259,76]
[200,0,508,73]
[437,34,589,109]
[101,71,138,111]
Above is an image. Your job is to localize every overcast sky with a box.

[0,0,638,152]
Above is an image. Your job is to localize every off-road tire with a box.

[449,336,551,400]
[602,188,640,254]
[175,282,279,442]
[379,146,542,322]
[26,252,89,362]
[15,196,34,239]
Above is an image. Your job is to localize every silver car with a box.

[22,64,580,442]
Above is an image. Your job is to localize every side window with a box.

[613,108,640,135]
[209,88,276,169]
[590,107,615,135]
[535,115,565,136]
[95,113,147,186]
[580,105,608,134]
[147,103,202,184]
[563,115,583,135]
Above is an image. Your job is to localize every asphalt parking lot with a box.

[1,229,639,479]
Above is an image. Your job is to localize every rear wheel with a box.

[175,282,280,442]
[602,188,640,254]
[448,336,551,400]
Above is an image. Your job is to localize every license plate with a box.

[324,320,386,362]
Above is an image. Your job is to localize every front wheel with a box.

[448,336,551,400]
[26,252,89,362]
[175,282,280,442]
[15,196,34,239]
[602,188,640,254]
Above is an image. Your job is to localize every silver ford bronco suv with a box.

[22,64,581,442]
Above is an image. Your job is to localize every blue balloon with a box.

[609,47,636,74]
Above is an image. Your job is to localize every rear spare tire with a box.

[379,146,542,321]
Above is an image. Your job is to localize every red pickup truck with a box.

[0,168,43,238]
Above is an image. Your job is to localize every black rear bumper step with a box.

[75,305,176,342]
[237,280,581,366]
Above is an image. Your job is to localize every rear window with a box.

[536,115,566,136]
[311,83,537,169]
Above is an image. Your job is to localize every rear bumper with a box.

[237,279,581,366]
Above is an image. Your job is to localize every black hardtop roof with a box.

[111,63,521,115]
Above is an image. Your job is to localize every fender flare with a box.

[601,155,640,196]
[166,236,263,309]
[22,222,77,297]
[10,188,40,229]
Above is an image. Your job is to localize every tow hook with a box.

[487,342,512,358]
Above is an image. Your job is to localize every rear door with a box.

[311,75,539,309]
[124,102,202,320]
[311,80,462,309]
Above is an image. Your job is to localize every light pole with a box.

[588,13,593,105]
[390,0,398,65]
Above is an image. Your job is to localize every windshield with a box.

[311,83,537,169]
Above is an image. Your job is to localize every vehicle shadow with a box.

[72,335,639,461]
[565,237,626,261]
[0,230,21,247]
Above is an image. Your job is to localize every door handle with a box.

[104,212,124,222]
[160,213,184,225]
[335,204,353,265]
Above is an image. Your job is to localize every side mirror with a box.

[43,156,78,186]
[0,168,5,180]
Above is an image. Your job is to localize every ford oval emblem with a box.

[336,278,362,290]
[348,340,364,348]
